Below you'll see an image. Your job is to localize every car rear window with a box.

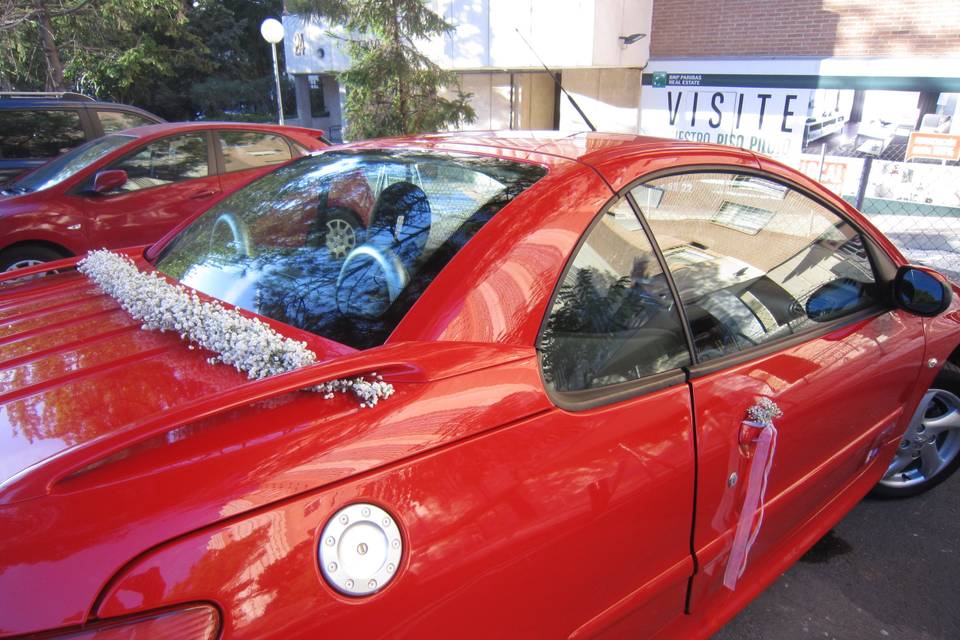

[154,150,546,349]
[0,109,85,159]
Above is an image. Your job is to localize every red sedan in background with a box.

[0,122,328,271]
[0,132,958,639]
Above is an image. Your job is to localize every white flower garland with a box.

[77,250,394,407]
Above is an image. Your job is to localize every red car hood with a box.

[0,266,547,636]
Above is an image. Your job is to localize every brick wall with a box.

[651,0,960,57]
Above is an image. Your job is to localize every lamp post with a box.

[260,18,285,125]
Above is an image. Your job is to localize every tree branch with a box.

[0,0,97,30]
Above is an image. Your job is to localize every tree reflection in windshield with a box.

[154,151,546,349]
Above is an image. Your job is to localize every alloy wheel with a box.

[4,258,45,272]
[880,388,960,489]
[326,218,358,259]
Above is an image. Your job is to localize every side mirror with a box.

[805,277,869,322]
[893,265,952,317]
[91,169,128,194]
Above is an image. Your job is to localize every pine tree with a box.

[288,0,475,140]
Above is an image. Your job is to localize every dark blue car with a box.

[0,91,163,182]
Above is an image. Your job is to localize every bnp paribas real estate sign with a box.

[641,62,814,159]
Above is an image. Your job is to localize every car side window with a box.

[218,131,293,173]
[539,199,691,393]
[97,110,155,133]
[107,133,209,192]
[0,109,85,159]
[632,172,879,363]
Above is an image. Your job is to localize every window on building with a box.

[310,76,329,118]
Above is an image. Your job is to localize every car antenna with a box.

[514,28,597,132]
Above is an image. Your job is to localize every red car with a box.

[0,132,958,639]
[0,122,328,272]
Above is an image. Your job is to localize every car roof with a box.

[343,130,757,171]
[116,121,325,140]
[0,97,159,115]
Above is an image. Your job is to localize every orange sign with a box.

[906,132,960,162]
[799,159,848,193]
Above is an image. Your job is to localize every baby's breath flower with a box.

[78,250,394,407]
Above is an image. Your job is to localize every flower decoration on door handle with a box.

[738,397,784,457]
[724,397,782,590]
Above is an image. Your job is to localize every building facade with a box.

[281,0,652,140]
[639,0,960,277]
[280,0,960,276]
[282,0,960,163]
[640,0,960,162]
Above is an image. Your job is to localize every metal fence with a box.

[789,141,960,280]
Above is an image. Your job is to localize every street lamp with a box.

[618,33,647,48]
[260,17,285,125]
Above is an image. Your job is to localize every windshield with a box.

[9,134,133,193]
[154,150,546,349]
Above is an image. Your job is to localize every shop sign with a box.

[641,73,810,158]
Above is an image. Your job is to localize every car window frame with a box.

[624,164,899,379]
[92,130,215,195]
[212,129,297,176]
[535,193,695,412]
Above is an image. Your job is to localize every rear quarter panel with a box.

[96,360,695,640]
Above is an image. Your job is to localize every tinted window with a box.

[218,131,293,172]
[539,199,691,393]
[154,151,545,349]
[97,110,155,133]
[108,133,208,192]
[0,109,84,159]
[633,172,879,362]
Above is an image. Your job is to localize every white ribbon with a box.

[723,419,778,590]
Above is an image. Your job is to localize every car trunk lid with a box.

[0,267,352,496]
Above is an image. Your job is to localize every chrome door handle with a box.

[189,190,217,200]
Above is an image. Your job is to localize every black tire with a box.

[0,244,68,273]
[873,361,960,498]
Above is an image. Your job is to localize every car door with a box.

[626,170,926,614]
[533,198,698,638]
[83,131,221,248]
[214,129,297,195]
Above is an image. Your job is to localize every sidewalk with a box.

[713,474,960,639]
